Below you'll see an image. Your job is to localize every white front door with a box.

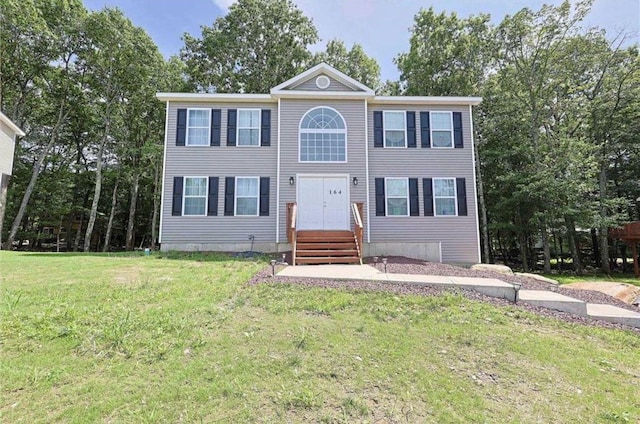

[297,176,349,230]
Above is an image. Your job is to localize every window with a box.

[186,109,210,146]
[235,177,259,216]
[237,109,260,146]
[431,112,453,148]
[299,107,346,162]
[384,111,406,147]
[386,178,409,216]
[183,177,207,215]
[434,178,456,216]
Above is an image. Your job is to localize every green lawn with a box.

[1,251,639,423]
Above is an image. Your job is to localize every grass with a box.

[1,251,639,423]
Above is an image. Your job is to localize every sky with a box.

[83,0,640,82]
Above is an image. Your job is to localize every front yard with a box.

[1,251,638,423]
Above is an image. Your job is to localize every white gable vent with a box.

[315,75,330,89]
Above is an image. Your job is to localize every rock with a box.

[471,264,514,275]
[563,282,640,305]
[515,272,559,285]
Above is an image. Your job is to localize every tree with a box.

[1,0,87,250]
[181,0,318,93]
[313,39,381,90]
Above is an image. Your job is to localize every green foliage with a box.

[181,0,319,93]
[313,39,381,90]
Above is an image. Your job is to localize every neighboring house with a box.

[0,111,25,249]
[156,63,482,265]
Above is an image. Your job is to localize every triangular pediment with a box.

[271,63,374,96]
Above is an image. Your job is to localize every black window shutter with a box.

[261,110,271,147]
[456,178,467,216]
[176,109,186,146]
[207,177,219,216]
[227,109,237,146]
[375,178,385,216]
[259,177,270,216]
[423,178,434,216]
[453,112,463,148]
[407,112,416,148]
[373,111,383,148]
[409,178,419,216]
[210,109,221,146]
[420,112,430,148]
[172,176,183,216]
[224,177,235,216]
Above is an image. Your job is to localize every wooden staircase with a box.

[295,230,361,265]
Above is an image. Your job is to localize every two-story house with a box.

[156,63,481,265]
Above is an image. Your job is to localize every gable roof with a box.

[0,111,25,137]
[270,62,375,98]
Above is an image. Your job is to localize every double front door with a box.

[297,176,349,230]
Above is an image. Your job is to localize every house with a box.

[0,111,25,248]
[156,63,482,265]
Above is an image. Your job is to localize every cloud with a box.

[211,0,235,12]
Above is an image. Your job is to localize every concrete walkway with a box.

[277,265,640,329]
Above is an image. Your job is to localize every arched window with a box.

[299,107,347,162]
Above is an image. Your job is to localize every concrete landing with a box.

[519,290,588,316]
[278,265,516,301]
[586,304,640,328]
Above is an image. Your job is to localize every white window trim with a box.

[298,106,348,163]
[383,110,407,148]
[236,108,261,147]
[234,176,260,217]
[182,176,208,216]
[430,111,454,149]
[186,108,210,146]
[385,177,409,217]
[433,177,458,217]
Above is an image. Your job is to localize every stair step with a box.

[296,256,361,265]
[296,242,356,250]
[296,249,359,257]
[296,236,355,243]
[297,230,353,238]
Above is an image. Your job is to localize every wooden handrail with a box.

[351,202,364,265]
[286,202,297,265]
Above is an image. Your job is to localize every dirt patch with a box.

[563,282,640,305]
[112,266,143,284]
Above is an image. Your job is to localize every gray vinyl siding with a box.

[0,121,16,177]
[290,75,360,92]
[368,104,480,263]
[161,101,278,245]
[278,99,367,241]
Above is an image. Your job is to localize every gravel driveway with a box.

[249,255,640,333]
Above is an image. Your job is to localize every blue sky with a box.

[83,0,639,82]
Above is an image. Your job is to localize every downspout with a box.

[364,99,371,243]
[275,97,281,246]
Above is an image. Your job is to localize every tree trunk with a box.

[83,137,107,252]
[125,173,139,250]
[473,135,491,263]
[520,232,530,272]
[151,164,160,250]
[73,212,83,251]
[0,174,10,249]
[565,216,583,275]
[4,103,67,249]
[542,226,551,273]
[597,163,610,274]
[103,178,119,252]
